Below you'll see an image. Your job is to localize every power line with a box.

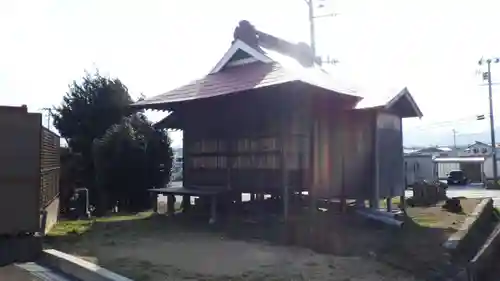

[40,107,53,131]
[406,114,487,131]
[302,0,339,65]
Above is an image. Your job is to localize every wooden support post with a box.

[340,153,348,212]
[209,195,217,224]
[355,200,365,208]
[151,193,158,213]
[309,119,318,215]
[399,116,406,215]
[182,195,191,213]
[386,197,392,212]
[400,195,407,214]
[235,192,242,204]
[281,111,290,222]
[167,194,175,215]
[371,114,380,210]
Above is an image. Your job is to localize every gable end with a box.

[209,39,272,74]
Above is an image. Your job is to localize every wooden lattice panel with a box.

[40,128,60,170]
[40,127,60,208]
[40,169,59,208]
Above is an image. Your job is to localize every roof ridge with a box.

[233,20,317,68]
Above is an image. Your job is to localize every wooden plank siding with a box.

[309,107,376,200]
[165,85,406,203]
[183,96,286,193]
[180,87,310,194]
[376,112,404,198]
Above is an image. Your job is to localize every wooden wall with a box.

[376,112,404,197]
[180,89,311,193]
[177,88,403,201]
[309,108,376,200]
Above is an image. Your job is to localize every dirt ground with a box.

[45,198,482,281]
[0,265,44,281]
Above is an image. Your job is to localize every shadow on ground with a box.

[45,199,477,280]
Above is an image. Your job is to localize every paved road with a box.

[0,265,44,281]
[406,185,500,207]
[0,263,77,281]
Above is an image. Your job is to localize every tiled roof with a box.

[134,63,291,108]
[134,61,360,108]
[355,87,423,118]
[354,87,407,109]
[261,47,356,94]
[133,20,361,109]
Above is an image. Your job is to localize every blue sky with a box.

[1,0,500,147]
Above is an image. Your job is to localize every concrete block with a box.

[40,249,133,281]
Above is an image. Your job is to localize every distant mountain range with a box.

[404,127,500,147]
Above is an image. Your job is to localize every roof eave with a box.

[298,81,362,101]
[385,87,423,118]
[154,112,183,130]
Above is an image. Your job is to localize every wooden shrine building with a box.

[132,20,423,222]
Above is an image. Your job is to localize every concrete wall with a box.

[0,106,42,235]
[42,197,60,234]
[0,105,60,236]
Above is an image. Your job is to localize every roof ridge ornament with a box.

[233,20,260,50]
[233,20,315,67]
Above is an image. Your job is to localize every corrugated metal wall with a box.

[0,106,42,235]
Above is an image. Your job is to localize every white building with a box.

[459,141,496,157]
[433,157,485,182]
[171,147,183,180]
[404,154,435,185]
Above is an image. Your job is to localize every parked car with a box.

[447,170,468,185]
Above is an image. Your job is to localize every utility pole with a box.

[303,0,339,64]
[452,129,457,149]
[306,0,316,58]
[479,57,500,184]
[40,107,53,131]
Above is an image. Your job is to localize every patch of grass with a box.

[377,196,401,209]
[48,211,154,237]
[411,215,440,227]
[406,198,481,231]
[49,219,94,236]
